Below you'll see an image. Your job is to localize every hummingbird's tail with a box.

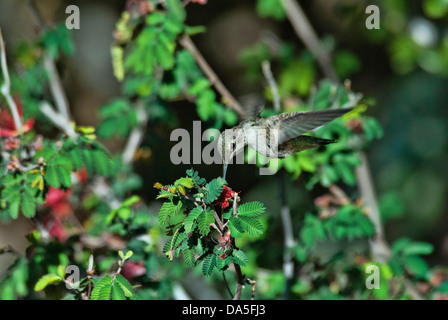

[315,137,336,145]
[277,135,337,158]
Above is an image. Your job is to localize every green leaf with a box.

[34,274,62,291]
[402,242,434,256]
[112,282,126,300]
[403,256,429,278]
[198,209,215,236]
[238,216,264,237]
[232,249,249,267]
[124,250,134,260]
[115,274,134,298]
[185,25,206,35]
[423,0,448,18]
[8,196,21,219]
[228,218,244,238]
[90,275,113,300]
[121,195,140,207]
[159,200,182,226]
[204,178,225,204]
[392,238,412,254]
[182,241,196,267]
[117,207,132,220]
[165,0,186,22]
[21,191,36,218]
[175,177,194,189]
[256,0,286,20]
[184,206,202,233]
[238,201,265,217]
[202,254,217,276]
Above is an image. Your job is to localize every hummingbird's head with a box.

[217,128,246,166]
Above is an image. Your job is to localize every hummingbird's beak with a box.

[222,162,229,179]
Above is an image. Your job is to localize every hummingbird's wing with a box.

[239,94,265,120]
[268,108,354,145]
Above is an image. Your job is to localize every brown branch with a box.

[280,0,338,81]
[43,55,71,119]
[0,29,23,133]
[179,34,245,117]
[355,152,391,262]
[262,60,280,112]
[122,102,148,164]
[232,262,245,300]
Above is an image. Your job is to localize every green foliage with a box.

[90,273,136,300]
[297,204,375,263]
[0,258,29,300]
[389,239,434,278]
[423,0,448,18]
[0,173,43,219]
[256,0,286,20]
[34,273,63,291]
[156,169,266,277]
[97,99,138,139]
[40,24,74,58]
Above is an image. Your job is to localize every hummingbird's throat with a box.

[218,126,281,165]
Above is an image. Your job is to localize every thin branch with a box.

[122,102,148,164]
[27,0,45,28]
[222,271,233,299]
[262,60,280,112]
[44,55,71,119]
[355,152,391,262]
[27,0,71,120]
[0,245,23,256]
[179,34,245,117]
[246,278,256,300]
[280,0,338,81]
[262,61,294,299]
[278,172,294,299]
[232,262,245,300]
[39,101,77,138]
[329,184,350,205]
[0,29,23,133]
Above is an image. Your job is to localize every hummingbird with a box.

[218,106,353,178]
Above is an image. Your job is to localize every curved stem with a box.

[179,34,245,117]
[0,29,23,133]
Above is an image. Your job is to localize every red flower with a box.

[121,261,146,280]
[214,185,236,209]
[75,167,88,184]
[4,137,20,150]
[0,98,34,138]
[45,187,72,218]
[47,218,68,242]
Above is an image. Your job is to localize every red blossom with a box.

[76,167,88,184]
[215,185,236,209]
[45,187,72,218]
[4,137,20,150]
[219,253,227,260]
[47,218,69,242]
[121,261,146,280]
[6,156,20,172]
[0,98,34,138]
